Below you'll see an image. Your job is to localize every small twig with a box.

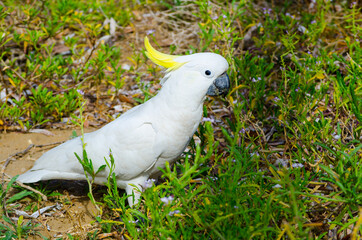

[1,140,64,166]
[347,53,362,69]
[68,74,95,90]
[14,204,58,218]
[1,144,35,169]
[1,140,64,202]
[265,126,276,142]
[35,141,65,148]
[3,173,48,201]
[0,59,27,82]
[29,64,41,80]
[1,144,36,190]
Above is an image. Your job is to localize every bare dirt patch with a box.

[0,129,103,239]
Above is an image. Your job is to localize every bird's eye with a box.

[205,70,211,76]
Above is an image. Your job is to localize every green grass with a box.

[1,0,361,239]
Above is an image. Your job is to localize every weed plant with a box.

[0,0,361,239]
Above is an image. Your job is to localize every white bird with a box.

[17,37,230,206]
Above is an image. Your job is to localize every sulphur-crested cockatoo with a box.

[17,37,230,206]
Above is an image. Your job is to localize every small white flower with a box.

[209,176,218,181]
[252,77,261,82]
[292,163,304,168]
[263,8,272,15]
[275,158,288,168]
[128,219,139,224]
[146,29,155,35]
[298,25,308,34]
[273,184,282,188]
[122,63,131,70]
[143,179,156,189]
[161,196,174,205]
[77,89,84,95]
[202,117,215,123]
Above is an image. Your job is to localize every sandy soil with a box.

[0,128,102,239]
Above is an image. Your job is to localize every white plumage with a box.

[17,37,230,206]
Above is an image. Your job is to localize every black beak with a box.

[206,72,230,96]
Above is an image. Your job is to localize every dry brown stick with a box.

[1,140,65,202]
[1,144,35,169]
[0,59,27,82]
[1,140,64,168]
[3,173,48,201]
[34,140,65,148]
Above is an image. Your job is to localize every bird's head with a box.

[144,37,230,98]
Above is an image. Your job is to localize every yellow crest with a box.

[144,37,184,71]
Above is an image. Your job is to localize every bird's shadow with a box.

[33,180,126,199]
